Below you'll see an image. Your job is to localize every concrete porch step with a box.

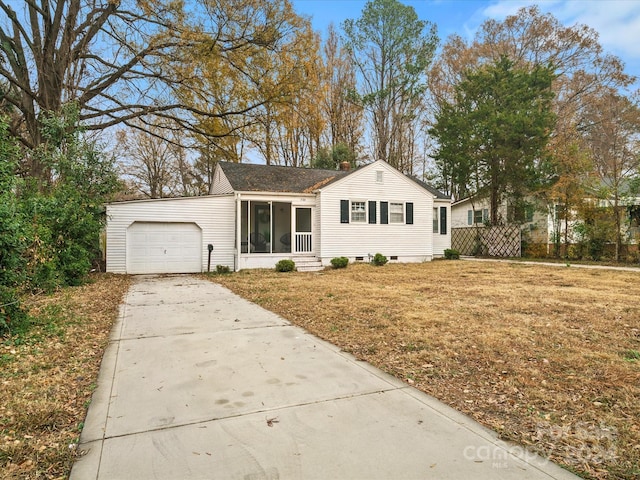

[294,257,324,272]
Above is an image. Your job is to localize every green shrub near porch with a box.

[330,257,349,269]
[275,259,296,272]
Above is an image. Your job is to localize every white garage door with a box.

[126,222,202,274]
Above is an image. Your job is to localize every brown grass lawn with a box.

[0,274,130,480]
[208,260,640,480]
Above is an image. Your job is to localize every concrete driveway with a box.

[71,275,578,480]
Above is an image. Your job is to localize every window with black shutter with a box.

[340,200,349,223]
[380,201,388,224]
[406,202,414,225]
[368,201,377,224]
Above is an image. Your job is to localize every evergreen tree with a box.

[430,56,556,224]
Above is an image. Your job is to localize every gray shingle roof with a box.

[218,162,351,193]
[409,176,450,200]
[218,161,450,199]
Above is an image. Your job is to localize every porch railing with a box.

[295,233,312,253]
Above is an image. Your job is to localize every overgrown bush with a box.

[444,248,460,260]
[330,257,349,269]
[275,259,296,272]
[523,242,548,258]
[0,286,28,336]
[0,109,120,334]
[0,118,28,334]
[574,219,614,261]
[371,253,388,266]
[216,264,231,274]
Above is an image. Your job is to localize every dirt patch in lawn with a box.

[208,261,640,479]
[0,273,131,480]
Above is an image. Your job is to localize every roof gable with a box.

[215,162,351,194]
[317,159,449,200]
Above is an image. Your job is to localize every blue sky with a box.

[291,0,640,89]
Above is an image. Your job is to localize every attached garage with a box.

[105,195,236,274]
[126,222,202,274]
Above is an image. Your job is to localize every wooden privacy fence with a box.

[451,225,522,257]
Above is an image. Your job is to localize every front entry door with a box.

[294,207,313,253]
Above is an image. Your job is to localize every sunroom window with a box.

[240,200,291,254]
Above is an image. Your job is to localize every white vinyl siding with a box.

[451,198,488,228]
[209,167,234,194]
[106,195,235,274]
[317,160,434,263]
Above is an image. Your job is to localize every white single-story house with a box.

[105,160,451,274]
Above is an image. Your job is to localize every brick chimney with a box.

[339,161,351,171]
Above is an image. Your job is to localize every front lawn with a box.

[0,274,130,480]
[208,260,640,480]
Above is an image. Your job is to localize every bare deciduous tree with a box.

[342,0,437,173]
[582,90,640,260]
[116,121,190,199]
[429,5,635,198]
[320,24,363,158]
[0,0,304,182]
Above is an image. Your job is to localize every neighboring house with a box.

[549,193,640,246]
[106,160,451,274]
[452,191,640,256]
[451,196,549,256]
[451,196,547,241]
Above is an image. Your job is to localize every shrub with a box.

[0,286,28,336]
[59,243,92,286]
[371,253,388,266]
[275,259,296,272]
[216,264,231,274]
[444,248,460,260]
[330,257,349,269]
[523,243,548,258]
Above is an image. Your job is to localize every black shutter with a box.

[440,206,447,234]
[340,200,349,223]
[406,202,414,225]
[368,201,377,224]
[380,201,388,224]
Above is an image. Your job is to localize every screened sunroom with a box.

[239,200,313,256]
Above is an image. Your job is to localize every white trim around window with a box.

[389,202,404,223]
[351,200,367,223]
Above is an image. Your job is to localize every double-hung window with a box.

[351,201,366,223]
[389,202,404,223]
[468,208,489,225]
[433,208,439,233]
